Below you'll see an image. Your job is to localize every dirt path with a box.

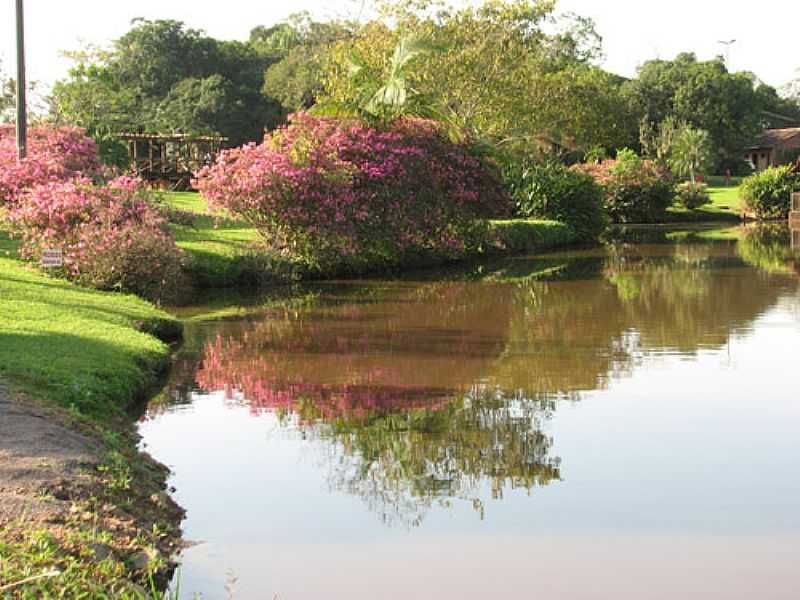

[0,381,97,526]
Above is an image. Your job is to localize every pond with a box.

[139,225,800,600]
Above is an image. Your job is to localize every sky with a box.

[1,0,799,90]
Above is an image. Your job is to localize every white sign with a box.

[40,248,63,268]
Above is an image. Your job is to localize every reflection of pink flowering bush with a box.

[0,125,102,206]
[8,177,185,302]
[197,333,454,422]
[194,113,511,272]
[192,282,511,420]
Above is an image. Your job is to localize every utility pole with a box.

[16,0,27,160]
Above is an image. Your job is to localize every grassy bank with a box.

[0,227,184,597]
[0,254,180,418]
[164,187,742,290]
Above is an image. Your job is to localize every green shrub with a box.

[505,161,607,241]
[740,166,798,219]
[574,149,675,223]
[675,182,711,209]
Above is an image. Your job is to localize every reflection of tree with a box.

[601,243,790,352]
[158,240,793,526]
[737,224,800,276]
[318,386,559,527]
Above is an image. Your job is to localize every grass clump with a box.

[488,219,579,253]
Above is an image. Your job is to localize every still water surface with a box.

[140,228,800,599]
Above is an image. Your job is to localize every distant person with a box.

[725,168,732,187]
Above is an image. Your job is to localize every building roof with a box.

[747,128,800,150]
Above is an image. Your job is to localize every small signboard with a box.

[40,248,63,268]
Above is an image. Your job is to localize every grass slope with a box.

[166,192,260,287]
[0,229,180,418]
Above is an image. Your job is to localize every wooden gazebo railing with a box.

[117,133,228,190]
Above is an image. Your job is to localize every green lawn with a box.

[664,184,742,223]
[0,233,180,417]
[165,192,262,287]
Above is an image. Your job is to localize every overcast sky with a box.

[1,0,798,90]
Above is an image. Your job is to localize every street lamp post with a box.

[16,0,27,160]
[717,39,736,69]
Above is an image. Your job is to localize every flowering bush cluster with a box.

[194,113,511,272]
[574,150,674,223]
[0,125,102,206]
[8,177,186,303]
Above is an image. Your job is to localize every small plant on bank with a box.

[739,165,798,220]
[8,177,186,303]
[194,113,511,274]
[574,149,674,224]
[505,161,607,241]
[675,181,711,209]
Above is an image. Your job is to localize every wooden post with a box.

[790,192,800,229]
[15,0,27,160]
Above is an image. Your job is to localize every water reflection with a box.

[738,224,800,276]
[145,231,798,529]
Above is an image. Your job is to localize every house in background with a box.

[745,128,800,171]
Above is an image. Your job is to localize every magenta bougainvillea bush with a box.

[8,176,185,302]
[194,113,511,272]
[0,125,103,206]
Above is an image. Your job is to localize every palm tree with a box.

[669,126,714,182]
[326,34,439,125]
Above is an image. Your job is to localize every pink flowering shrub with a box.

[8,177,186,303]
[574,150,674,223]
[0,125,103,206]
[194,113,511,272]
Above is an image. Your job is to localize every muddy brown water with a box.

[140,227,800,600]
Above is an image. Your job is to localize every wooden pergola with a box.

[117,133,229,190]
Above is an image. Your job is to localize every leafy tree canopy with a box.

[52,18,284,156]
[317,0,637,156]
[624,53,799,164]
[261,14,355,113]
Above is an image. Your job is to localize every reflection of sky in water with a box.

[140,241,800,599]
